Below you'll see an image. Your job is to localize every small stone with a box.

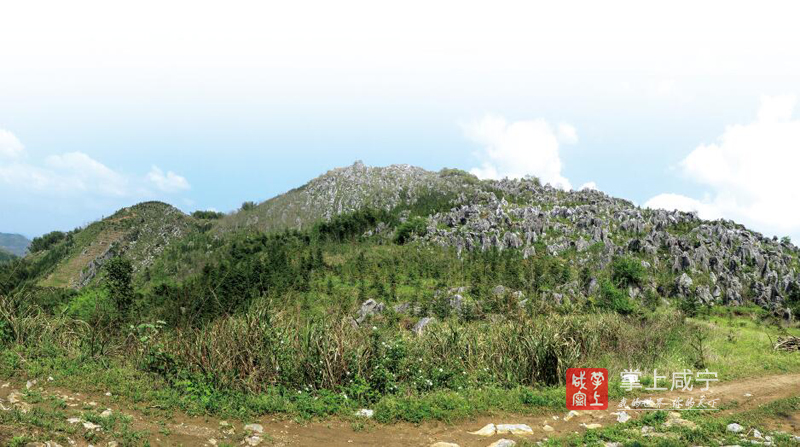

[244,423,264,434]
[244,436,261,446]
[355,408,374,418]
[207,439,217,446]
[564,410,580,421]
[431,443,460,447]
[604,443,623,447]
[542,425,554,432]
[8,391,23,403]
[614,411,630,423]
[26,380,36,389]
[47,376,54,382]
[83,421,102,431]
[67,417,82,424]
[753,429,762,439]
[744,393,753,397]
[727,423,744,433]
[1,382,8,388]
[88,401,98,406]
[469,423,496,436]
[496,423,533,435]
[582,423,602,430]
[487,440,516,447]
[105,392,112,396]
[641,426,654,434]
[107,442,118,447]
[100,409,113,418]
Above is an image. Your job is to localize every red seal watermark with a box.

[566,368,608,410]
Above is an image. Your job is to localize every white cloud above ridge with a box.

[645,95,800,240]
[464,114,576,190]
[0,129,190,201]
[147,166,190,193]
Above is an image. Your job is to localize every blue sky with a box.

[2,1,800,241]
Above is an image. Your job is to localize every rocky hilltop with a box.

[418,178,797,317]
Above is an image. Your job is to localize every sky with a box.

[2,1,800,241]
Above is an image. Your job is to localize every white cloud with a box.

[579,181,598,191]
[645,95,800,240]
[0,130,25,159]
[147,166,190,192]
[0,129,190,200]
[464,114,575,190]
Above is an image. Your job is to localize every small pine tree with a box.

[105,257,134,317]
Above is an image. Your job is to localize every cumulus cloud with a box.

[579,181,598,191]
[0,129,190,200]
[0,130,25,159]
[645,95,800,240]
[464,114,575,189]
[147,166,190,192]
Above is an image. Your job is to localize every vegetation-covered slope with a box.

[17,202,198,290]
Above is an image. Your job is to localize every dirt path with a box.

[2,373,799,446]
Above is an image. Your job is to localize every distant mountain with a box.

[0,233,30,257]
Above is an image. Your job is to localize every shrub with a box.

[29,231,67,253]
[394,217,427,244]
[191,210,225,219]
[610,256,646,288]
[598,280,635,315]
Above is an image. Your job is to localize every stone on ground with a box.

[244,423,264,434]
[487,440,516,447]
[469,423,496,436]
[496,423,533,435]
[430,443,460,447]
[727,423,744,433]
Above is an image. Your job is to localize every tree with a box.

[105,257,134,317]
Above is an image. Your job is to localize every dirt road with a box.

[2,373,799,446]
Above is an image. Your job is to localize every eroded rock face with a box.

[407,175,798,315]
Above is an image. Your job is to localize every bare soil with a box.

[1,373,799,446]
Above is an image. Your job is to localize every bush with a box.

[241,201,257,211]
[610,256,646,288]
[598,280,635,315]
[29,231,67,253]
[191,210,225,219]
[394,217,428,244]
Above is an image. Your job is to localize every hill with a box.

[26,201,197,289]
[0,232,30,256]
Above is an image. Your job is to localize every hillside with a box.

[30,202,197,289]
[0,232,30,257]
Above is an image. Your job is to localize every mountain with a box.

[7,162,800,317]
[0,233,30,257]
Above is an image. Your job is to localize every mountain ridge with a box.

[6,162,799,318]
